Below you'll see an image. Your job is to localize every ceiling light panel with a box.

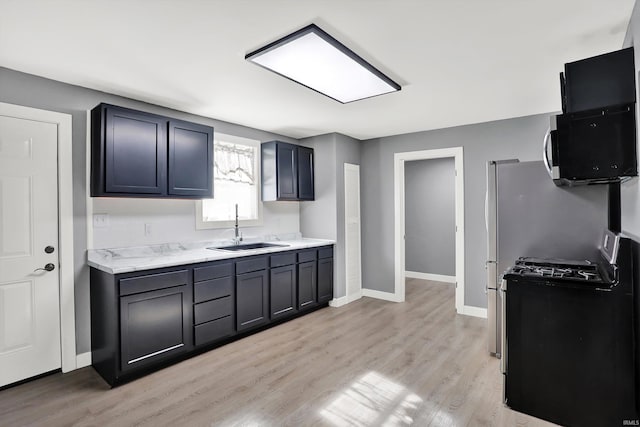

[246,24,401,103]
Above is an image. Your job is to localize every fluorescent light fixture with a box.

[245,24,401,103]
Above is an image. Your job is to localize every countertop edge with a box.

[88,239,335,275]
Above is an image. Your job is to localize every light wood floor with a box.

[0,279,556,427]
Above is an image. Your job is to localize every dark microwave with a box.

[544,103,638,186]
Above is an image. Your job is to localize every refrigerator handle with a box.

[500,279,507,376]
[484,190,489,232]
[542,127,553,178]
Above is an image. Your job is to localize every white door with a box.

[0,113,61,387]
[344,163,362,300]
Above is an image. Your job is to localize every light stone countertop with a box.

[87,237,335,275]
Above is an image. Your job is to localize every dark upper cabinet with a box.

[270,264,297,320]
[168,120,213,197]
[99,106,167,195]
[276,143,298,200]
[261,141,314,201]
[297,146,314,200]
[91,103,213,199]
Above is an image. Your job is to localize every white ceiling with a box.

[0,0,635,140]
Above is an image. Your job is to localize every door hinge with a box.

[455,282,458,288]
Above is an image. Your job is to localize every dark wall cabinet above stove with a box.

[261,141,314,201]
[91,103,213,199]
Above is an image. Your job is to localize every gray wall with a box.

[299,134,337,241]
[360,113,552,308]
[0,67,298,355]
[405,158,455,276]
[622,3,640,239]
[299,133,361,299]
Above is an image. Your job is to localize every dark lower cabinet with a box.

[297,260,317,310]
[236,269,269,332]
[90,266,193,386]
[90,245,333,386]
[192,261,235,347]
[270,264,297,319]
[318,257,334,303]
[120,286,191,372]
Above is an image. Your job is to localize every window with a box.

[196,134,262,229]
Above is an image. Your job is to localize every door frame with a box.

[393,147,465,313]
[0,102,76,372]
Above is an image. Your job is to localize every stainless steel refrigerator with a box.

[485,160,609,357]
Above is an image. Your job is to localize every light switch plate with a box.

[93,214,110,228]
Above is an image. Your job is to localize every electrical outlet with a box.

[144,223,152,236]
[93,214,110,228]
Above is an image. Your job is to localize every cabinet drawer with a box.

[194,315,234,346]
[194,262,233,282]
[270,252,296,268]
[236,256,268,274]
[318,247,333,259]
[119,270,189,296]
[194,296,233,325]
[297,250,316,263]
[194,277,233,304]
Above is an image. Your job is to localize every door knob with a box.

[34,263,55,272]
[44,246,55,254]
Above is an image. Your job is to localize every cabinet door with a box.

[168,120,213,197]
[317,257,334,303]
[298,261,317,310]
[104,106,167,195]
[277,143,298,200]
[270,264,297,320]
[119,285,191,372]
[297,146,314,200]
[236,269,269,332]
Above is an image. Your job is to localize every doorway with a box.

[404,158,456,283]
[394,147,464,313]
[0,102,75,387]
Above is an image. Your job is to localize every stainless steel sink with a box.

[208,242,289,252]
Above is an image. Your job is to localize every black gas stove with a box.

[506,257,610,285]
[501,230,637,427]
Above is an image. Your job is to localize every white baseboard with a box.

[405,271,456,283]
[329,296,348,307]
[460,305,488,319]
[362,288,403,303]
[76,351,92,368]
[329,291,362,307]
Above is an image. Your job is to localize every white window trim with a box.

[196,134,263,230]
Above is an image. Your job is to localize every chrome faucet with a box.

[233,203,243,245]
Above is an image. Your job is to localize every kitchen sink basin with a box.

[208,242,289,252]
